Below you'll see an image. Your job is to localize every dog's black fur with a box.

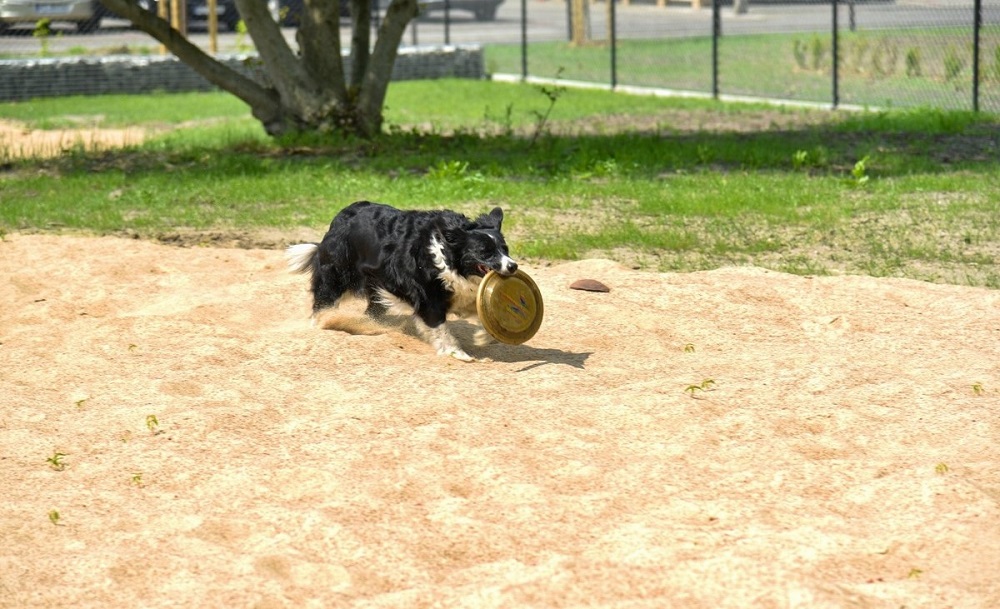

[286,201,518,360]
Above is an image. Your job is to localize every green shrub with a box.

[810,35,827,71]
[944,47,966,82]
[905,47,922,77]
[848,37,871,74]
[871,40,898,77]
[792,39,808,70]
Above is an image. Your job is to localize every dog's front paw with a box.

[444,348,477,362]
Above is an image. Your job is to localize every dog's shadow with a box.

[451,321,591,371]
[318,311,590,370]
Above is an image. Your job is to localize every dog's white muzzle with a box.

[499,255,518,276]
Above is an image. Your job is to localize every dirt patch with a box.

[2,234,999,608]
[0,119,148,160]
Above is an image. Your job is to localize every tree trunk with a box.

[349,0,371,89]
[98,0,418,138]
[356,0,417,136]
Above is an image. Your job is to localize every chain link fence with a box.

[487,0,1000,112]
[1,0,997,112]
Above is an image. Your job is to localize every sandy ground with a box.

[2,233,999,608]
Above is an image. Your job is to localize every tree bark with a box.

[296,0,346,101]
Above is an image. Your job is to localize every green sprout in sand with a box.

[46,452,67,471]
[684,379,716,398]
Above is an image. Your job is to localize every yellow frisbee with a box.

[476,269,544,345]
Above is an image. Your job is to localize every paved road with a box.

[0,0,993,56]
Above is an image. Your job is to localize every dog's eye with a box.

[479,239,497,254]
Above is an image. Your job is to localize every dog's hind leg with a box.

[311,267,348,314]
[312,264,358,315]
[363,300,388,320]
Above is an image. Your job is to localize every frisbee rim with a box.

[476,269,544,345]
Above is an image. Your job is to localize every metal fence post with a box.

[521,0,528,80]
[444,0,451,45]
[566,0,572,41]
[712,0,720,99]
[610,0,617,88]
[973,0,981,112]
[832,0,839,108]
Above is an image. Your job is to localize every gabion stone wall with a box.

[0,45,483,102]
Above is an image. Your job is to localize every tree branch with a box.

[234,0,326,111]
[348,0,371,89]
[356,0,418,135]
[98,0,286,131]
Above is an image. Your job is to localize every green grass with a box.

[1,79,998,288]
[0,91,255,128]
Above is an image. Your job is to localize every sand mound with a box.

[2,234,998,608]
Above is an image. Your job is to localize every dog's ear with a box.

[435,217,467,248]
[475,207,504,230]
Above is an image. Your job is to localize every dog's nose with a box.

[499,255,517,275]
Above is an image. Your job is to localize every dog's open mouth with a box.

[476,264,491,276]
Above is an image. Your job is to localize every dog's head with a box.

[440,207,518,278]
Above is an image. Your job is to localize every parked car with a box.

[144,0,300,30]
[146,0,505,31]
[135,0,242,31]
[267,0,304,26]
[328,0,504,21]
[188,0,241,30]
[0,0,105,33]
[418,0,503,21]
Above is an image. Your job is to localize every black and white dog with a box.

[286,201,518,361]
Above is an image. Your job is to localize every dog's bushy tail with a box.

[285,243,318,275]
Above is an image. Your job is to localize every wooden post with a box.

[570,0,588,45]
[158,0,168,54]
[208,0,218,54]
[169,0,186,36]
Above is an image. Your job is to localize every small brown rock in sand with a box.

[570,279,611,293]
